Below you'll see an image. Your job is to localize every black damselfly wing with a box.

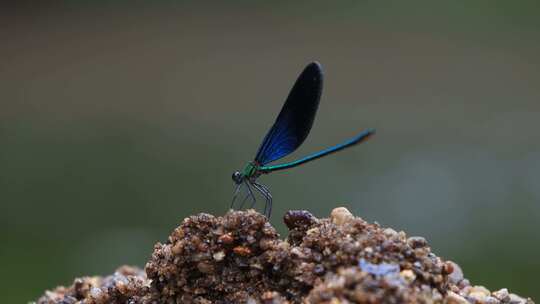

[254,62,323,165]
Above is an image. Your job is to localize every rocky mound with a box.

[35,208,533,304]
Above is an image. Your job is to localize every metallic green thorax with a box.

[242,162,260,179]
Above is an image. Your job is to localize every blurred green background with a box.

[1,1,539,302]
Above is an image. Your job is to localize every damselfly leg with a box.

[252,182,272,218]
[230,182,244,209]
[241,181,256,210]
[231,180,272,218]
[231,181,257,211]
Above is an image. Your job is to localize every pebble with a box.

[383,228,398,237]
[359,258,400,276]
[171,242,183,255]
[446,291,469,304]
[492,288,510,302]
[213,251,225,261]
[484,296,502,304]
[89,287,107,304]
[407,236,428,249]
[431,289,444,302]
[330,207,354,225]
[442,261,455,275]
[509,293,531,304]
[469,285,491,297]
[467,285,491,303]
[400,270,416,283]
[218,233,234,244]
[233,246,252,256]
[326,276,345,289]
[458,278,471,289]
[283,210,318,229]
[447,261,463,284]
[115,280,128,294]
[290,247,305,258]
[197,262,214,274]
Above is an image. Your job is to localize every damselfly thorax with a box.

[231,162,272,218]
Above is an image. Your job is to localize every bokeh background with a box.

[2,1,539,302]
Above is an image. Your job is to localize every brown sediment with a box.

[36,208,534,304]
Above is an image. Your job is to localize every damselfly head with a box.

[232,171,244,184]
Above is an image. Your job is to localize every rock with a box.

[400,269,416,283]
[447,261,463,284]
[442,261,455,275]
[383,228,398,237]
[218,233,234,244]
[468,285,491,302]
[197,262,214,274]
[213,251,225,261]
[283,210,319,230]
[469,285,491,297]
[330,207,354,225]
[407,236,428,249]
[233,245,252,256]
[493,288,510,302]
[484,296,502,304]
[509,293,534,304]
[446,291,469,304]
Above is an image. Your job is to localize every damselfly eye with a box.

[232,171,243,184]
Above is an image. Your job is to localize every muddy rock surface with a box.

[36,208,534,304]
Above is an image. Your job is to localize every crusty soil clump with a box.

[36,266,148,304]
[36,208,534,304]
[146,210,283,303]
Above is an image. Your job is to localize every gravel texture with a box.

[36,207,534,304]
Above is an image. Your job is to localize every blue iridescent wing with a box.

[259,128,375,173]
[254,62,323,165]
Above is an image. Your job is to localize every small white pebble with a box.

[306,227,319,237]
[323,247,332,256]
[326,276,345,289]
[290,246,304,258]
[469,285,491,297]
[509,293,529,304]
[469,292,488,302]
[493,288,510,301]
[398,231,407,240]
[89,287,108,304]
[90,287,103,298]
[446,291,469,304]
[115,280,127,294]
[213,251,225,261]
[400,269,416,283]
[330,207,354,225]
[383,228,398,237]
[250,263,263,270]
